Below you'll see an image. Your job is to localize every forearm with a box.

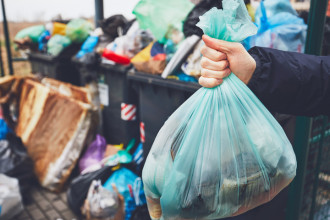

[247,46,330,116]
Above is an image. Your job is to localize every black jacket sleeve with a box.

[247,46,330,117]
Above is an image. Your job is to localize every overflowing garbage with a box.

[6,0,313,219]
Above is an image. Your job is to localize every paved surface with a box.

[14,185,79,220]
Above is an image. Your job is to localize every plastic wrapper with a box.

[66,19,93,43]
[142,0,297,219]
[47,34,72,56]
[0,174,24,220]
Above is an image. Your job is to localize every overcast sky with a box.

[1,0,139,22]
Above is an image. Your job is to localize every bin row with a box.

[28,52,200,157]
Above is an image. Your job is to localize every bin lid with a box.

[100,63,133,74]
[127,71,201,93]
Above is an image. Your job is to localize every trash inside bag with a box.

[0,174,24,220]
[82,180,119,218]
[47,34,72,56]
[79,134,107,174]
[66,19,93,43]
[142,0,297,219]
[14,25,45,43]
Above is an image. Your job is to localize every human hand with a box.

[112,184,125,220]
[199,35,256,88]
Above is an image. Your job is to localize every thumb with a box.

[202,35,235,54]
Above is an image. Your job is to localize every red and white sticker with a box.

[140,122,145,143]
[121,103,137,121]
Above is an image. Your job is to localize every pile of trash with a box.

[67,135,149,220]
[0,75,148,219]
[7,0,310,219]
[14,0,308,84]
[0,100,34,219]
[15,18,92,56]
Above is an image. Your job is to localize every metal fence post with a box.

[286,0,328,220]
[95,0,104,28]
[1,0,14,75]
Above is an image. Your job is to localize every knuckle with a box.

[200,46,208,55]
[200,68,209,77]
[198,77,207,87]
[200,57,208,68]
[214,52,222,61]
[219,60,227,70]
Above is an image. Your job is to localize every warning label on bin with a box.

[121,103,137,121]
[98,83,109,106]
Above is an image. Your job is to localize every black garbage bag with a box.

[183,0,223,38]
[130,205,151,220]
[0,133,34,199]
[67,165,115,215]
[100,14,128,40]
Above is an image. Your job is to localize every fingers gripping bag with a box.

[142,0,297,219]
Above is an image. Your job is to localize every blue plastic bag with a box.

[244,0,307,52]
[0,119,12,140]
[142,0,297,219]
[38,30,51,52]
[76,35,99,59]
[103,168,146,220]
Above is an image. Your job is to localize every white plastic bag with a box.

[0,174,23,220]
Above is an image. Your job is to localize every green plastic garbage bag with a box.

[47,34,71,56]
[142,0,297,219]
[14,25,45,43]
[133,0,194,43]
[66,19,93,43]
